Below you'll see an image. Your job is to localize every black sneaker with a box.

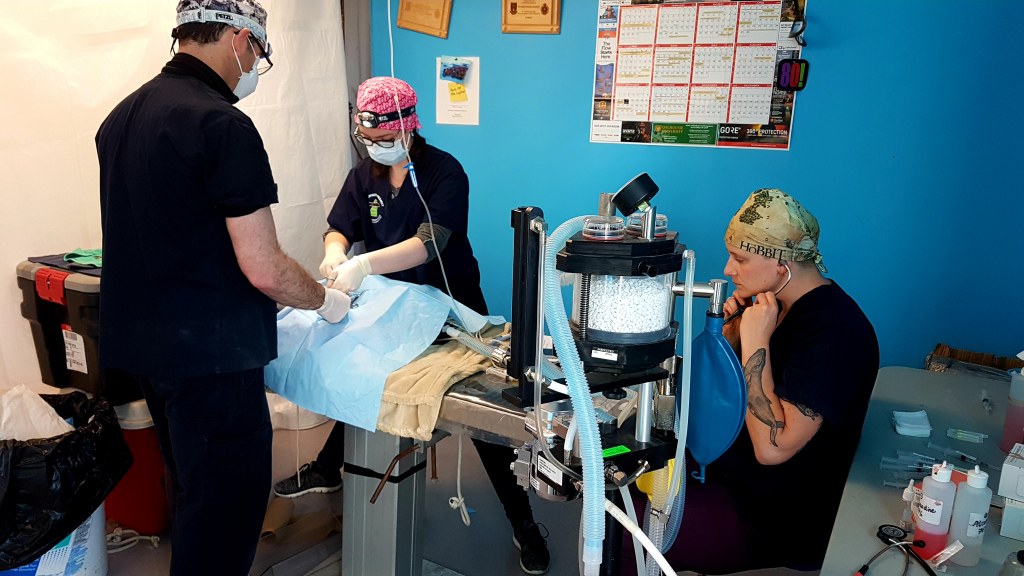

[512,522,550,575]
[273,462,342,498]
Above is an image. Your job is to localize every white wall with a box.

[0,0,351,389]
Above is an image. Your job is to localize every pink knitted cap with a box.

[356,77,422,131]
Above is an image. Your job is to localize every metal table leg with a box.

[342,425,426,576]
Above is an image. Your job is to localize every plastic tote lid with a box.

[113,399,153,430]
[932,461,953,482]
[967,465,989,488]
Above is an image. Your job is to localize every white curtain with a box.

[0,0,351,389]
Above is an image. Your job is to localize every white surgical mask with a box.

[367,138,409,166]
[232,39,259,100]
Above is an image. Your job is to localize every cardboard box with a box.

[928,343,1024,371]
[925,343,1024,381]
[998,444,1024,500]
[1002,498,1024,541]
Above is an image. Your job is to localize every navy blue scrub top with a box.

[327,145,487,315]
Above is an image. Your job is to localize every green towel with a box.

[63,248,102,267]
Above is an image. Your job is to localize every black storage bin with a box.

[16,261,140,405]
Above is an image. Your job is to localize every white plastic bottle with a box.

[948,466,992,566]
[916,461,956,559]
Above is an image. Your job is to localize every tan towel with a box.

[376,325,506,440]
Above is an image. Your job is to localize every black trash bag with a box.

[0,392,133,570]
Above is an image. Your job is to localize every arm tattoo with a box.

[744,348,786,447]
[786,399,820,421]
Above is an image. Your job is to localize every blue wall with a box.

[371,0,1024,368]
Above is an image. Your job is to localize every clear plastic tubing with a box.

[662,463,686,552]
[544,217,604,575]
[620,485,647,576]
[444,325,568,380]
[661,249,695,552]
[543,356,565,380]
[644,467,670,576]
[565,415,578,461]
[443,326,493,358]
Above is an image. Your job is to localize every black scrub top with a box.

[95,53,278,377]
[709,281,879,566]
[327,145,487,315]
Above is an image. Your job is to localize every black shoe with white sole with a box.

[273,462,342,498]
[513,522,550,575]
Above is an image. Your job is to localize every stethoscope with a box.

[855,525,938,576]
[723,262,792,325]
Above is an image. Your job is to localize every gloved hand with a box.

[319,243,349,278]
[329,254,372,293]
[316,288,352,323]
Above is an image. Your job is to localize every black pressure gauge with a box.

[611,173,659,216]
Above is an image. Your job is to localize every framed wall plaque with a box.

[502,1,560,34]
[397,0,452,39]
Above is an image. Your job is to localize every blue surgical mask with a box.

[367,138,409,166]
[232,40,259,100]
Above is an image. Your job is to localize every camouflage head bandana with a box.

[724,188,828,273]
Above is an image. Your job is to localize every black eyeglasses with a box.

[239,32,274,75]
[354,106,417,128]
[351,126,405,148]
[255,54,273,75]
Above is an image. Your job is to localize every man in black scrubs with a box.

[622,189,879,574]
[273,77,551,575]
[96,2,349,574]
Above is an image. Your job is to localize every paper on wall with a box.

[436,56,480,125]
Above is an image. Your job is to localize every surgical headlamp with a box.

[175,7,273,57]
[355,106,418,129]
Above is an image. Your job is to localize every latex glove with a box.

[329,254,372,293]
[316,288,351,323]
[319,243,348,278]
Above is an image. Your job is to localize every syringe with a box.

[927,441,1000,472]
[892,470,921,481]
[896,449,937,465]
[879,458,932,473]
[981,389,994,416]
